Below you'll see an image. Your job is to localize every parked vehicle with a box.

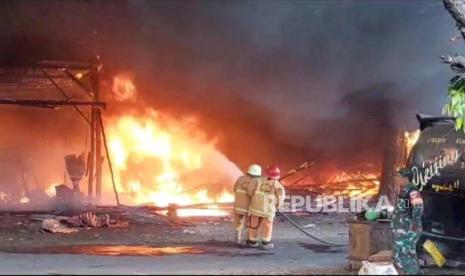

[407,114,465,267]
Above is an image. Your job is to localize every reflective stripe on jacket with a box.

[248,178,285,218]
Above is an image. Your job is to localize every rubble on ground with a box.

[42,218,78,234]
[39,211,111,233]
[3,204,207,234]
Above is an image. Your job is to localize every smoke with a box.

[0,0,460,186]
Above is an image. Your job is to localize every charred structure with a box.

[0,60,108,208]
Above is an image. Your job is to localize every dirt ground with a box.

[0,211,349,250]
[0,213,348,275]
[0,211,462,274]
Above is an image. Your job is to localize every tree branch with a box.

[441,54,465,73]
[444,0,465,41]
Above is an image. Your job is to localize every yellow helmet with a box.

[247,164,262,177]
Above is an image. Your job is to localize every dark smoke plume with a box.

[0,0,459,181]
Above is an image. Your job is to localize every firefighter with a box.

[391,168,424,275]
[247,165,285,249]
[233,164,262,245]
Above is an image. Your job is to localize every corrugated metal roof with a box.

[0,60,98,100]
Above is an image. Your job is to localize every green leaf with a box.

[457,117,465,132]
[452,95,459,107]
[456,117,462,131]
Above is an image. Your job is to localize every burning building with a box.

[0,63,240,216]
[0,59,421,214]
[0,1,455,216]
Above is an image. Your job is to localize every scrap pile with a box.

[34,211,112,234]
[66,212,110,228]
[26,204,196,234]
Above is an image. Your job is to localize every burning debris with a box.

[282,129,420,202]
[38,211,110,233]
[284,166,380,199]
[42,218,78,234]
[66,212,110,228]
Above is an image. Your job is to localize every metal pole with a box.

[87,72,98,202]
[87,116,95,201]
[96,109,103,203]
[98,112,120,206]
[91,71,102,203]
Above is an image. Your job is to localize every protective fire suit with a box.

[247,177,285,245]
[233,175,255,243]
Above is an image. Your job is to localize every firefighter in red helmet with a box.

[247,165,286,249]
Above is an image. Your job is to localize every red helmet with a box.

[266,165,281,179]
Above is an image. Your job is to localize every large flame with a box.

[38,93,422,214]
[101,76,240,216]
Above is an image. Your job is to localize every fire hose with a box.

[277,161,346,247]
[276,210,346,247]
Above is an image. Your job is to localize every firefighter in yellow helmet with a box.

[233,164,262,245]
[247,165,285,249]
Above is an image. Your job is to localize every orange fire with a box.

[404,129,420,156]
[329,171,380,198]
[112,74,137,101]
[101,77,239,216]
